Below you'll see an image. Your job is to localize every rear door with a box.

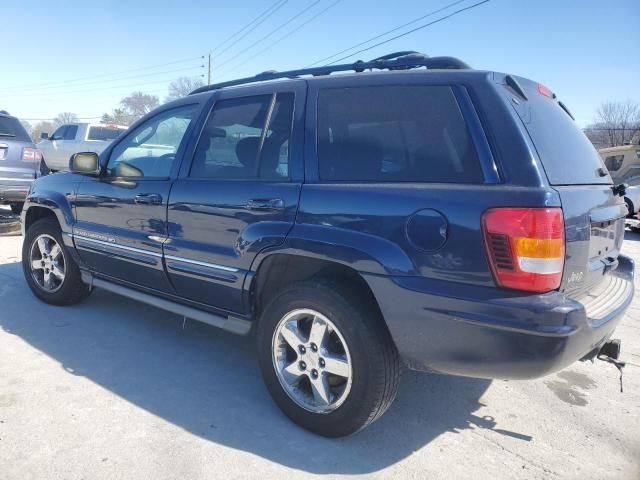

[507,77,626,297]
[165,82,305,314]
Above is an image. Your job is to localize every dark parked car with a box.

[0,111,42,214]
[20,52,634,437]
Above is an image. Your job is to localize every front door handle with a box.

[134,193,163,205]
[246,198,285,210]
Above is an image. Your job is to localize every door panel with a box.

[166,83,305,314]
[74,178,173,291]
[73,103,201,292]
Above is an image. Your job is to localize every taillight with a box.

[482,208,565,293]
[22,147,43,162]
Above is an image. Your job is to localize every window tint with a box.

[0,117,31,142]
[88,125,126,141]
[317,86,482,183]
[51,126,67,140]
[63,125,78,140]
[107,105,197,178]
[190,92,294,179]
[604,155,624,172]
[510,77,610,185]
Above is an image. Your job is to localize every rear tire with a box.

[22,217,91,305]
[257,280,401,437]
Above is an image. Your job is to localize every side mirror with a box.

[40,132,49,140]
[69,152,100,176]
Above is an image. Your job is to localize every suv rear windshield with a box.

[0,116,31,142]
[88,126,125,141]
[511,77,611,185]
[317,85,483,183]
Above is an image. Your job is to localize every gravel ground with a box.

[0,213,638,479]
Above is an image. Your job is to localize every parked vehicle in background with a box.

[599,143,640,217]
[20,52,634,437]
[0,110,43,214]
[39,123,127,171]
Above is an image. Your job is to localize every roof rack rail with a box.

[190,51,470,95]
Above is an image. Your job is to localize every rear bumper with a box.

[364,254,634,379]
[0,180,32,203]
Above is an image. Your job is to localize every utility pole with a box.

[207,54,212,85]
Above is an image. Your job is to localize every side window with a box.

[107,105,197,178]
[51,125,67,140]
[317,86,483,183]
[64,125,78,140]
[604,155,624,172]
[190,92,294,179]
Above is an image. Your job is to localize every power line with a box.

[325,0,491,65]
[216,0,341,79]
[0,56,204,91]
[2,65,204,93]
[9,76,201,97]
[214,0,322,72]
[213,0,289,59]
[211,0,286,54]
[306,0,468,67]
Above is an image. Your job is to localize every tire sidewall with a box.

[257,283,386,437]
[22,218,86,305]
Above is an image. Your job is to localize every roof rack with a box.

[190,51,470,95]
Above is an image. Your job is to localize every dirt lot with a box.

[0,208,639,479]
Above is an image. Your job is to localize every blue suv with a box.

[21,53,634,437]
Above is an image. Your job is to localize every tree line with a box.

[20,76,204,142]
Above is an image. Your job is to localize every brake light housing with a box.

[22,147,43,162]
[482,208,565,293]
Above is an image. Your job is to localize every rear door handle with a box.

[246,198,285,210]
[134,193,163,205]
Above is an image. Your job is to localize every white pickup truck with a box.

[39,123,127,171]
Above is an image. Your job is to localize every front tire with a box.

[22,217,90,305]
[257,280,401,437]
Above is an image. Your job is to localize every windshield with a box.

[0,117,31,142]
[510,76,611,186]
[88,126,126,141]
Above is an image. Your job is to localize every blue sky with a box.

[1,0,638,126]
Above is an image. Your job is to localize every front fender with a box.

[22,173,84,235]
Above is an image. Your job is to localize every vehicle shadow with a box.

[0,260,526,474]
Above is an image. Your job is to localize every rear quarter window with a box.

[317,85,483,183]
[88,126,126,141]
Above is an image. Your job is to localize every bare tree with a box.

[585,100,640,148]
[31,121,55,143]
[165,76,205,103]
[53,112,78,127]
[120,92,159,120]
[100,92,160,126]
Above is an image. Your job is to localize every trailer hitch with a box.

[597,339,625,393]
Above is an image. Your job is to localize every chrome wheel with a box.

[272,308,353,414]
[29,234,66,293]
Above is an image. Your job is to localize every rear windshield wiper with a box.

[0,132,16,137]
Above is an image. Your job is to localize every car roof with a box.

[189,52,487,97]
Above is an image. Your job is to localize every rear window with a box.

[512,78,611,185]
[0,116,31,142]
[88,126,125,141]
[317,86,483,183]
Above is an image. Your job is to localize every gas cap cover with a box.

[405,209,448,252]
